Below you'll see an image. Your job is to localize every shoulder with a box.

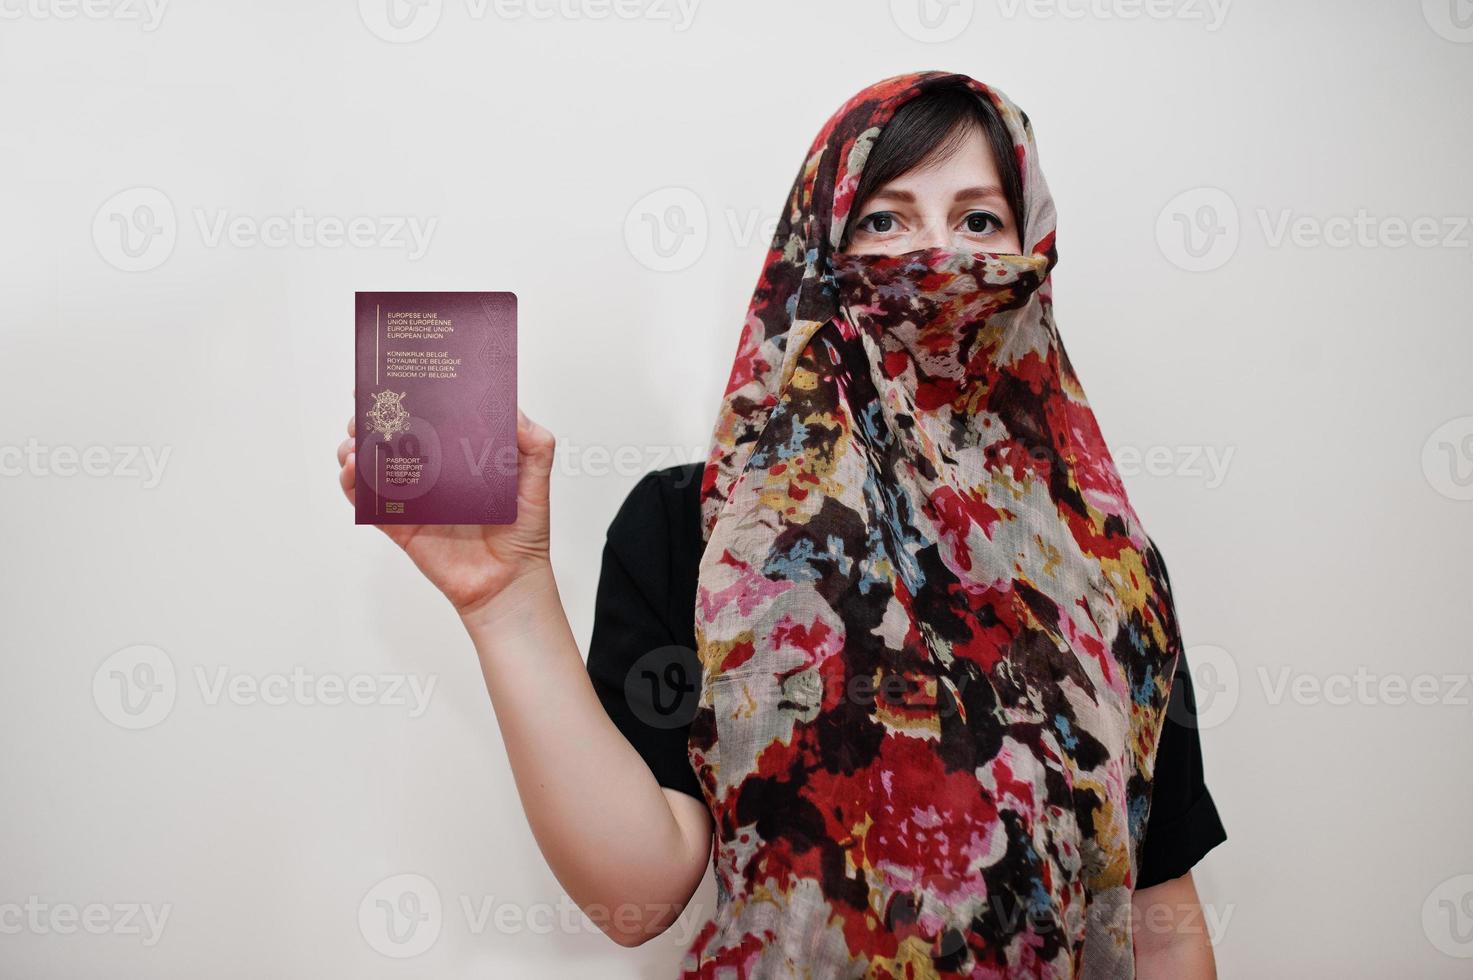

[603,463,705,644]
[607,462,704,550]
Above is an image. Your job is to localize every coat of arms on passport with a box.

[365,390,410,441]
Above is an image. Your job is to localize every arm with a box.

[1132,636,1228,976]
[1132,872,1218,979]
[338,410,712,946]
[464,566,713,945]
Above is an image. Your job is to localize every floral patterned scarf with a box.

[689,71,1184,979]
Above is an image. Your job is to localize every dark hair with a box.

[844,85,1027,249]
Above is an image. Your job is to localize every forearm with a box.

[461,562,710,944]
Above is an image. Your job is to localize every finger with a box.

[517,409,555,466]
[377,523,417,549]
[515,409,555,508]
[348,414,356,439]
[338,437,353,468]
[340,451,356,506]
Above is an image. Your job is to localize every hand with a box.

[338,407,557,623]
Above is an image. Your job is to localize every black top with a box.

[586,463,1226,889]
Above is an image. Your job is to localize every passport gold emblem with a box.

[366,390,410,441]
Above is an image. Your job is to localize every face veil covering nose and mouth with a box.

[687,72,1186,980]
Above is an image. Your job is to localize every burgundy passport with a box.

[355,292,517,525]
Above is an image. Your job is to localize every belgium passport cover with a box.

[355,292,517,525]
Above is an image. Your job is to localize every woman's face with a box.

[842,124,1022,257]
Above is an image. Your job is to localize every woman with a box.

[338,71,1225,978]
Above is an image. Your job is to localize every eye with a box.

[856,211,899,234]
[962,211,1003,235]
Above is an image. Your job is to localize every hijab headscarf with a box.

[688,71,1185,979]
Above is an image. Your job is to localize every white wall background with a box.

[2,1,1471,976]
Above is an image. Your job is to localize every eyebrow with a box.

[863,185,1006,204]
[953,185,1006,201]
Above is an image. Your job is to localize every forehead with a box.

[866,128,1007,198]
